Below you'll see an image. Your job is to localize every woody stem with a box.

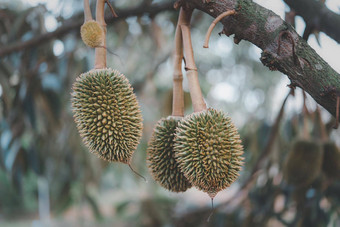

[84,0,93,22]
[94,0,107,69]
[172,23,185,117]
[178,8,207,112]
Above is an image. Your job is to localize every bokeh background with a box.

[0,0,339,226]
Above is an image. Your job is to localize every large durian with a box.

[80,20,104,48]
[147,117,192,192]
[283,140,323,187]
[322,142,340,179]
[174,108,244,197]
[71,68,143,163]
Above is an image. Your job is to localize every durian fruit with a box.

[322,142,340,179]
[80,20,104,48]
[71,68,143,163]
[283,140,323,187]
[147,117,192,192]
[174,108,244,197]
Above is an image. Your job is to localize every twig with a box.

[178,7,207,112]
[105,0,118,17]
[203,10,235,48]
[94,0,107,69]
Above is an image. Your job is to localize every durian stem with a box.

[94,0,107,69]
[302,90,309,139]
[178,8,207,112]
[316,106,328,142]
[172,22,184,117]
[203,10,235,48]
[84,0,93,22]
[334,96,339,129]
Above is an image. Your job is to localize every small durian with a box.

[147,117,192,192]
[283,140,323,187]
[80,20,104,48]
[322,142,340,179]
[174,108,244,197]
[71,68,143,164]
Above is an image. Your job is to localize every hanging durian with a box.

[81,20,104,48]
[283,93,323,187]
[322,142,340,179]
[72,0,143,165]
[80,0,104,48]
[147,23,191,192]
[175,108,244,197]
[72,68,142,163]
[173,8,243,199]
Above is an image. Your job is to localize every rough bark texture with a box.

[284,0,340,44]
[185,0,340,118]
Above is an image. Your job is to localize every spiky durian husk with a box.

[283,140,323,187]
[174,108,244,197]
[80,20,104,48]
[322,142,340,179]
[71,68,143,163]
[147,117,192,192]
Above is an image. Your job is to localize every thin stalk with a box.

[172,23,184,117]
[203,10,235,48]
[178,8,207,112]
[316,106,328,142]
[94,0,107,69]
[84,0,93,22]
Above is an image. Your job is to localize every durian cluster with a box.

[283,139,340,187]
[147,109,244,197]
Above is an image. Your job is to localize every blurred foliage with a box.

[0,0,339,226]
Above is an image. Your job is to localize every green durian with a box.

[174,108,244,197]
[147,116,192,192]
[322,142,340,179]
[283,140,323,187]
[80,20,104,48]
[71,68,143,163]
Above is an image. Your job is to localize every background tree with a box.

[0,0,339,226]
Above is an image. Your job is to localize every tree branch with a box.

[0,1,176,58]
[284,0,340,44]
[184,0,340,118]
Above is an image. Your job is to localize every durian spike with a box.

[178,8,207,112]
[95,0,107,69]
[172,19,184,117]
[203,10,236,48]
[128,163,147,182]
[84,0,93,22]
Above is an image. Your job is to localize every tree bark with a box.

[284,0,340,44]
[184,0,340,118]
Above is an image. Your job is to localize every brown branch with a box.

[84,0,93,22]
[284,0,340,44]
[0,1,176,58]
[172,20,184,117]
[184,0,340,118]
